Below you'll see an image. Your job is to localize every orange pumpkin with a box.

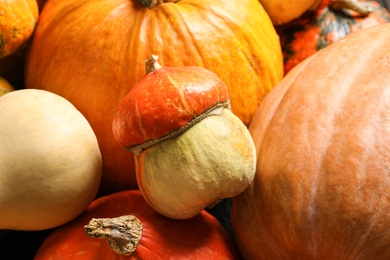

[25,0,283,194]
[34,190,241,259]
[0,0,38,59]
[231,24,390,259]
[257,0,323,25]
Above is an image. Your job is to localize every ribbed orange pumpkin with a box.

[25,0,283,194]
[231,24,390,259]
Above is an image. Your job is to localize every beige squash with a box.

[0,89,102,231]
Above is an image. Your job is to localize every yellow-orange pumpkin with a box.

[232,24,390,259]
[0,0,38,59]
[25,0,283,194]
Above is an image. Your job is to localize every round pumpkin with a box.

[231,24,390,259]
[0,0,38,59]
[277,0,390,74]
[25,0,283,194]
[34,190,241,259]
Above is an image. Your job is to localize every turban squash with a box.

[25,0,283,194]
[231,23,390,259]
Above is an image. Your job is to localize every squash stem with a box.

[145,54,162,74]
[329,0,372,16]
[84,215,143,256]
[136,0,179,8]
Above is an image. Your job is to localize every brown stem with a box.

[137,0,179,8]
[145,54,162,74]
[84,215,143,256]
[329,0,373,16]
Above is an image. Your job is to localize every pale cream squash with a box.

[0,89,102,230]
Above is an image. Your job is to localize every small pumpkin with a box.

[257,0,323,25]
[113,56,256,219]
[34,190,241,259]
[277,0,390,74]
[0,89,102,231]
[0,0,38,59]
[0,77,14,96]
[25,0,283,194]
[231,24,390,259]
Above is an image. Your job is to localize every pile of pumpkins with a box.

[1,0,390,259]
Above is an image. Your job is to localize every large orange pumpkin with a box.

[25,0,283,194]
[231,24,390,259]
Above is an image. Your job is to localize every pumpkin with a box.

[0,89,102,231]
[277,0,390,74]
[257,0,323,25]
[0,77,14,96]
[34,190,241,259]
[0,0,38,59]
[24,0,283,194]
[113,56,256,219]
[231,24,390,259]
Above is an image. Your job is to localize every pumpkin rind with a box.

[25,0,283,194]
[232,24,390,259]
[34,190,241,259]
[0,0,38,59]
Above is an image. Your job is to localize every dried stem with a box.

[84,215,143,256]
[330,0,373,16]
[145,54,162,74]
[137,0,179,8]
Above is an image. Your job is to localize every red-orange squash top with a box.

[113,60,229,150]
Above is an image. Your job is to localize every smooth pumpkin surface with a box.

[0,0,38,59]
[25,0,283,194]
[277,0,390,74]
[231,24,390,259]
[34,190,241,259]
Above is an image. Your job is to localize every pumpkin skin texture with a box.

[231,24,390,259]
[24,0,283,194]
[34,190,241,259]
[0,0,38,59]
[0,89,102,231]
[277,0,390,74]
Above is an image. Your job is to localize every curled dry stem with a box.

[84,215,143,256]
